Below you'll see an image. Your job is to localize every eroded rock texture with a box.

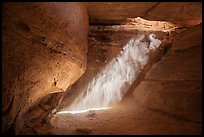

[133,24,202,123]
[2,2,88,134]
[86,2,202,26]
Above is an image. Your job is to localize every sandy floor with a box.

[49,95,201,135]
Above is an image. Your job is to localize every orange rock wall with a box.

[2,2,88,133]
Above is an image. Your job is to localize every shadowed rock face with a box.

[133,24,202,123]
[2,2,88,133]
[86,2,202,26]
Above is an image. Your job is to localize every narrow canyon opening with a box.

[2,2,202,135]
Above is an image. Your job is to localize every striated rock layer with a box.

[133,24,202,123]
[86,2,202,26]
[2,2,88,134]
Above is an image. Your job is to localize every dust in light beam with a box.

[58,33,161,114]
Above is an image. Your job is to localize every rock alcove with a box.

[2,2,202,135]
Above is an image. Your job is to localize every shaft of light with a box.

[58,33,161,114]
[57,107,111,115]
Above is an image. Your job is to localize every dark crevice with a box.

[89,18,128,26]
[4,108,21,135]
[39,104,49,112]
[3,96,14,116]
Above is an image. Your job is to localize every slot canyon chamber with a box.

[2,2,202,135]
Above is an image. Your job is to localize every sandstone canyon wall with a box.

[2,2,88,133]
[86,2,202,26]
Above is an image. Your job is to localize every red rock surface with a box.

[133,24,202,123]
[86,2,202,26]
[2,2,88,133]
